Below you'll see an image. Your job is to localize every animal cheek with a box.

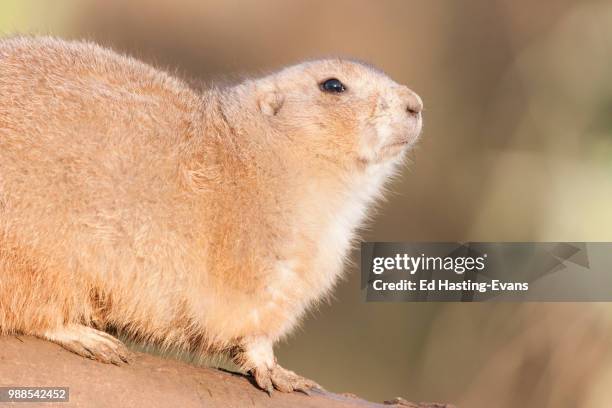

[357,125,382,160]
[363,126,379,148]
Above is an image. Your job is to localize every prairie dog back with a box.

[0,37,211,349]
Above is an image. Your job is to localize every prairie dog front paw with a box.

[232,336,322,394]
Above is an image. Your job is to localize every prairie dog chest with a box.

[272,165,393,301]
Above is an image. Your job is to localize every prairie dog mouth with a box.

[378,124,422,159]
[387,139,412,147]
[385,126,421,149]
[379,139,412,158]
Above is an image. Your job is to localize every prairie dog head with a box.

[244,59,423,171]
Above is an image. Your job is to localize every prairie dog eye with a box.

[320,78,346,93]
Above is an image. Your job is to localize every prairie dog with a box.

[0,37,423,393]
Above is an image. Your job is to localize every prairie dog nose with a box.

[399,87,423,115]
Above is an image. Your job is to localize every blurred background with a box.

[2,1,611,406]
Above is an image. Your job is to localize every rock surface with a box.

[0,336,454,408]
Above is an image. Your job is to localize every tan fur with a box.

[0,36,422,392]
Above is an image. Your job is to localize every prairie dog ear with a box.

[257,87,285,116]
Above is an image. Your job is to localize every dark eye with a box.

[320,78,346,93]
